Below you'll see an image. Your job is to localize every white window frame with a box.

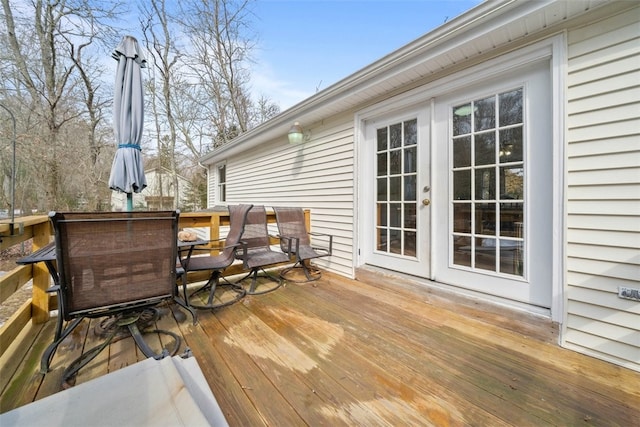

[215,161,227,204]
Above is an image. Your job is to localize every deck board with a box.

[179,310,268,426]
[275,279,530,425]
[1,270,639,425]
[251,287,508,426]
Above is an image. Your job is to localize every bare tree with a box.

[67,34,115,210]
[0,0,278,214]
[254,94,280,125]
[1,0,123,211]
[140,0,182,210]
[179,0,255,147]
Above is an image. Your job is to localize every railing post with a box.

[31,221,51,323]
[210,214,221,253]
[304,209,311,232]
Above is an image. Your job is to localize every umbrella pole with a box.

[127,193,133,211]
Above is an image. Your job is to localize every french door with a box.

[360,107,431,278]
[433,59,553,307]
[358,43,558,311]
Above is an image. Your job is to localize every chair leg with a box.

[173,296,197,324]
[40,317,84,373]
[188,271,245,309]
[241,267,283,295]
[60,325,118,388]
[53,305,64,342]
[206,273,219,306]
[301,262,313,281]
[126,322,177,360]
[280,260,322,283]
[60,311,180,387]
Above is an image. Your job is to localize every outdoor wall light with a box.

[288,122,310,144]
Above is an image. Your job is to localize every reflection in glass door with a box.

[376,119,418,258]
[451,88,525,276]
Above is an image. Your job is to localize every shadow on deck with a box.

[1,269,638,426]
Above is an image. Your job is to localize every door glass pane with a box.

[453,170,471,200]
[453,236,472,267]
[404,231,416,256]
[453,203,471,233]
[453,136,471,168]
[389,177,401,201]
[377,203,387,227]
[500,167,523,200]
[377,228,387,251]
[451,88,524,277]
[390,123,402,148]
[499,239,521,275]
[500,202,522,237]
[390,203,401,227]
[404,175,416,201]
[475,237,496,271]
[377,178,386,201]
[390,229,402,254]
[390,150,401,174]
[374,118,420,258]
[499,89,523,126]
[404,119,417,146]
[377,128,388,151]
[475,168,495,200]
[474,96,495,131]
[377,153,387,176]
[404,146,416,173]
[476,203,496,236]
[453,104,471,135]
[404,203,416,228]
[499,127,523,163]
[475,132,495,166]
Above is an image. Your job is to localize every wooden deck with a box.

[1,269,638,426]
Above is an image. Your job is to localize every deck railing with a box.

[0,209,309,359]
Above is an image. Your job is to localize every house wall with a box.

[206,1,639,371]
[217,115,356,277]
[146,170,193,208]
[563,6,640,371]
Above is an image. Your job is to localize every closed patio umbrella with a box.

[108,35,147,211]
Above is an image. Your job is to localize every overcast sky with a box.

[249,0,483,110]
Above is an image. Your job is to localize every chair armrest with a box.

[309,232,333,255]
[234,240,250,269]
[277,235,295,255]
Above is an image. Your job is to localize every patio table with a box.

[17,239,205,281]
[17,241,58,283]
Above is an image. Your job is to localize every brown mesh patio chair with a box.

[273,207,333,282]
[41,211,192,380]
[235,205,289,294]
[177,204,252,309]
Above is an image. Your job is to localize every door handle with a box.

[422,199,431,206]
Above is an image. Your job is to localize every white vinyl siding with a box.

[564,6,640,371]
[224,116,355,278]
